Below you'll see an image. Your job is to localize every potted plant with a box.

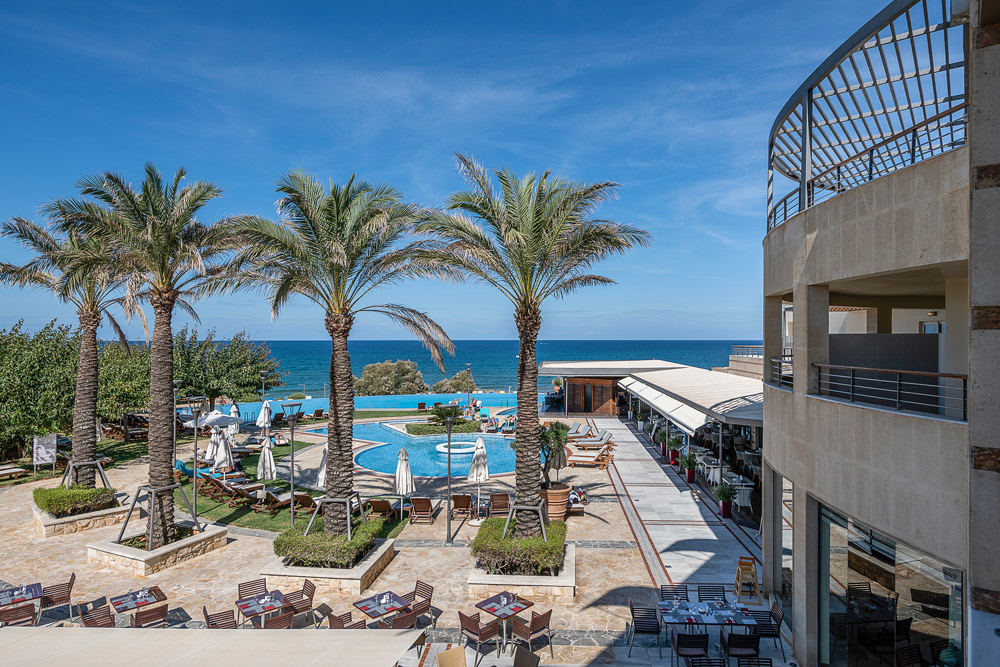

[654,430,667,458]
[667,436,683,465]
[536,423,572,522]
[680,452,698,483]
[715,482,737,519]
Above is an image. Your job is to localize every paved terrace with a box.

[0,416,788,666]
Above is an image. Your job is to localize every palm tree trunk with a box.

[324,312,355,536]
[148,298,177,549]
[514,306,543,538]
[71,311,101,487]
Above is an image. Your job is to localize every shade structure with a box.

[394,448,415,496]
[212,427,234,472]
[255,400,272,430]
[185,410,240,429]
[467,438,489,523]
[257,436,277,481]
[228,403,241,438]
[316,444,328,488]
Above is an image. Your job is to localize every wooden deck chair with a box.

[37,572,76,624]
[409,497,438,524]
[328,611,367,629]
[250,609,294,629]
[0,603,36,627]
[451,494,475,520]
[81,605,115,628]
[252,490,294,516]
[488,493,510,517]
[366,498,400,521]
[131,604,169,628]
[203,606,237,629]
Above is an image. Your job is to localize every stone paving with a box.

[0,416,793,666]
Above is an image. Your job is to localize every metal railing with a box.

[770,356,794,389]
[813,362,967,420]
[767,0,967,232]
[732,345,765,358]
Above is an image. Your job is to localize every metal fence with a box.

[767,0,968,232]
[732,345,765,358]
[813,362,967,420]
[770,356,794,389]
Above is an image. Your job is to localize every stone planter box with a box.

[32,502,129,538]
[468,544,576,601]
[260,538,395,597]
[87,520,228,576]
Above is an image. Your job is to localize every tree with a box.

[354,360,428,396]
[49,163,229,548]
[172,326,283,408]
[215,172,454,536]
[0,221,138,486]
[539,422,569,488]
[0,321,79,461]
[431,369,478,394]
[97,342,151,424]
[420,154,651,537]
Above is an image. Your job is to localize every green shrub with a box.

[405,421,481,435]
[33,485,117,517]
[470,517,567,575]
[679,452,698,470]
[288,392,307,400]
[273,517,385,568]
[715,482,737,502]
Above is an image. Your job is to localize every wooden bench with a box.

[0,466,28,481]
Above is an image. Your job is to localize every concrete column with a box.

[761,460,782,599]
[792,488,819,666]
[764,295,784,382]
[944,278,970,375]
[866,308,878,333]
[793,284,829,395]
[967,1,1000,659]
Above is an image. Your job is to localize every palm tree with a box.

[0,221,142,487]
[420,154,651,537]
[214,171,454,536]
[46,163,228,548]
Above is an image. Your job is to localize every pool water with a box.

[306,421,517,477]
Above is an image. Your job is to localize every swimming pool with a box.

[306,421,517,477]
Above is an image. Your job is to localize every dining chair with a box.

[670,629,709,667]
[627,598,661,659]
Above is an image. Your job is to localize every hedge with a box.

[470,517,566,575]
[405,421,482,436]
[273,517,384,568]
[33,485,117,517]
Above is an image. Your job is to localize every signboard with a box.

[32,434,57,465]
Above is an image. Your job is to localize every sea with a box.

[262,339,761,398]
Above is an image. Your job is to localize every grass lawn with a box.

[173,439,406,538]
[0,436,155,488]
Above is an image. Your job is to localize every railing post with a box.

[849,368,855,402]
[895,373,902,410]
[963,378,968,422]
[798,88,813,214]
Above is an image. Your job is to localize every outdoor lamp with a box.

[282,401,302,529]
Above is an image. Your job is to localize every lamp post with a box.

[282,401,302,529]
[172,380,181,464]
[465,363,472,408]
[189,396,206,524]
[443,411,456,545]
[259,371,267,401]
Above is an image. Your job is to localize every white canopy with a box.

[394,448,415,496]
[257,437,277,481]
[255,400,272,429]
[185,410,240,429]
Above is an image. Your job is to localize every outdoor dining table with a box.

[354,591,410,619]
[0,583,42,608]
[476,590,534,651]
[657,599,757,629]
[110,586,167,613]
[235,590,288,626]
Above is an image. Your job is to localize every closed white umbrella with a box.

[212,427,234,472]
[467,437,489,526]
[395,447,415,497]
[228,404,241,438]
[316,444,328,488]
[255,400,272,434]
[257,436,277,481]
[204,426,221,464]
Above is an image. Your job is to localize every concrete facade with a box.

[761,2,1000,663]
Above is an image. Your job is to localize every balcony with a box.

[813,363,967,421]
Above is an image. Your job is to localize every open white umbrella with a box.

[467,437,489,526]
[228,403,241,438]
[316,444,328,488]
[255,400,272,433]
[184,410,240,429]
[212,427,234,472]
[257,436,277,481]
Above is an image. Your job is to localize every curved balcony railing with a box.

[767,0,968,232]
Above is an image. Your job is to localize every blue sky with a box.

[0,0,877,341]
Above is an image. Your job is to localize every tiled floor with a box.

[0,416,793,666]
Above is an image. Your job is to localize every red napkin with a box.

[686,617,695,623]
[137,600,148,606]
[359,605,369,610]
[386,606,396,611]
[486,606,497,612]
[725,618,735,624]
[741,609,750,615]
[511,605,523,612]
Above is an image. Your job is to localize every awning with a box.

[621,366,763,429]
[619,378,710,435]
[539,359,682,378]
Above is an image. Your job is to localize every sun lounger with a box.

[311,409,324,419]
[572,430,613,450]
[252,490,313,516]
[409,497,440,524]
[451,494,475,520]
[484,418,499,433]
[417,402,428,412]
[567,423,594,439]
[568,444,614,469]
[293,493,320,517]
[500,418,516,434]
[366,498,401,521]
[226,483,266,508]
[488,493,510,517]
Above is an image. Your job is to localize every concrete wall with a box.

[763,148,970,299]
[828,333,939,372]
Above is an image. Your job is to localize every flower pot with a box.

[541,483,571,522]
[685,468,696,483]
[720,501,732,519]
[669,449,680,465]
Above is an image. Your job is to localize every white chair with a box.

[734,486,753,512]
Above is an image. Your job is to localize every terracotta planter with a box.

[685,468,696,483]
[720,501,732,519]
[541,483,571,522]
